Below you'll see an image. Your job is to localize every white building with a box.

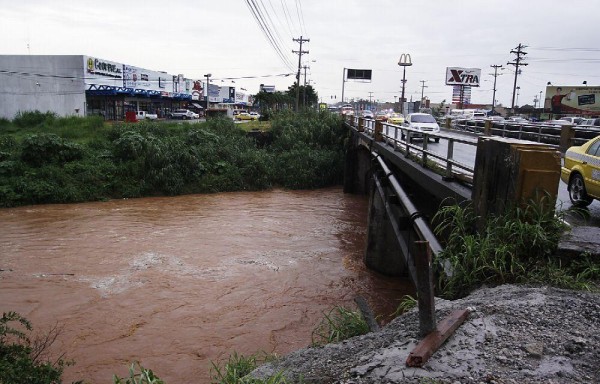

[0,55,201,120]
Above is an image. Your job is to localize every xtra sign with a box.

[445,67,481,87]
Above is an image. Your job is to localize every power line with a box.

[244,0,295,71]
[295,0,307,36]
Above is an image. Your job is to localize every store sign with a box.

[86,57,123,79]
[445,67,481,87]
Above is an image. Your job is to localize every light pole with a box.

[516,86,520,107]
[539,91,543,110]
[204,73,212,115]
[398,54,412,115]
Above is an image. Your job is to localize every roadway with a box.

[400,128,600,226]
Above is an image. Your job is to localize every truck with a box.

[136,111,158,120]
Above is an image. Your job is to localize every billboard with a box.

[546,85,600,115]
[346,69,372,81]
[123,65,172,91]
[446,67,481,87]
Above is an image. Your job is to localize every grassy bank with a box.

[0,110,347,207]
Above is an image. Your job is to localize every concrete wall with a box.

[0,55,86,119]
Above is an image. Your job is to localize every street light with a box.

[398,54,412,115]
[204,73,212,114]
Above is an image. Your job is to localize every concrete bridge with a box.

[342,115,563,279]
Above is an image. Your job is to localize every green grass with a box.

[433,197,599,299]
[210,352,292,384]
[311,306,370,347]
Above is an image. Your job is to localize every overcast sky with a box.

[1,0,599,108]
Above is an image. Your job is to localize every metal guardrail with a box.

[346,115,478,181]
[446,118,600,148]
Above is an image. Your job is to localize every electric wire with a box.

[244,0,295,71]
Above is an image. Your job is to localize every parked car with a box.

[249,111,260,120]
[170,109,198,119]
[136,111,158,120]
[387,113,404,125]
[402,113,441,142]
[560,136,600,207]
[361,110,374,119]
[235,112,255,121]
[559,117,584,125]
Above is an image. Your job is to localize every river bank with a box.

[250,284,600,383]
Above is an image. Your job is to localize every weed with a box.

[210,352,290,384]
[113,362,164,384]
[311,306,370,346]
[391,295,418,318]
[433,198,598,299]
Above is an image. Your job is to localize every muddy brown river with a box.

[0,188,412,383]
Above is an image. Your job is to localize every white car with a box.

[170,109,198,120]
[402,113,441,142]
[361,110,374,119]
[249,112,260,120]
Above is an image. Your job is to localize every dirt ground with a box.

[250,284,600,383]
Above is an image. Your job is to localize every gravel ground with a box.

[250,285,600,383]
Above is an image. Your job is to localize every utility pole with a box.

[302,65,309,107]
[507,43,528,111]
[490,64,502,114]
[293,36,310,111]
[419,80,428,106]
[368,91,374,110]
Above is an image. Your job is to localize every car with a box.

[249,112,260,120]
[402,113,441,142]
[559,117,584,125]
[560,136,600,207]
[170,109,198,119]
[375,112,389,122]
[387,113,404,125]
[235,112,255,121]
[361,110,374,119]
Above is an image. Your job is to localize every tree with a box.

[286,82,319,109]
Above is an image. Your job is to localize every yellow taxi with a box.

[387,113,405,125]
[560,136,600,207]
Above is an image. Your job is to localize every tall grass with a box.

[433,197,598,299]
[311,306,370,346]
[210,352,291,384]
[0,110,347,207]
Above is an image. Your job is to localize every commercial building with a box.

[0,55,254,120]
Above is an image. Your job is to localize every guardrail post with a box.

[559,124,574,153]
[421,137,428,167]
[374,120,384,142]
[484,120,492,136]
[444,139,455,180]
[358,117,364,132]
[415,241,436,336]
[393,126,398,150]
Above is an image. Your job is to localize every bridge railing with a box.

[445,118,599,148]
[348,115,477,182]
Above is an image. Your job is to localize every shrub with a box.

[0,312,69,384]
[20,133,83,167]
[13,110,57,128]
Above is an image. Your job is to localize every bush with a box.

[13,111,57,128]
[0,312,69,384]
[20,134,83,167]
[311,306,370,346]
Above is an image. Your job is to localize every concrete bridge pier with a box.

[364,174,410,276]
[343,132,372,195]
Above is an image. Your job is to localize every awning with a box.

[192,103,204,109]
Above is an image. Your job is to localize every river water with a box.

[0,188,412,383]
